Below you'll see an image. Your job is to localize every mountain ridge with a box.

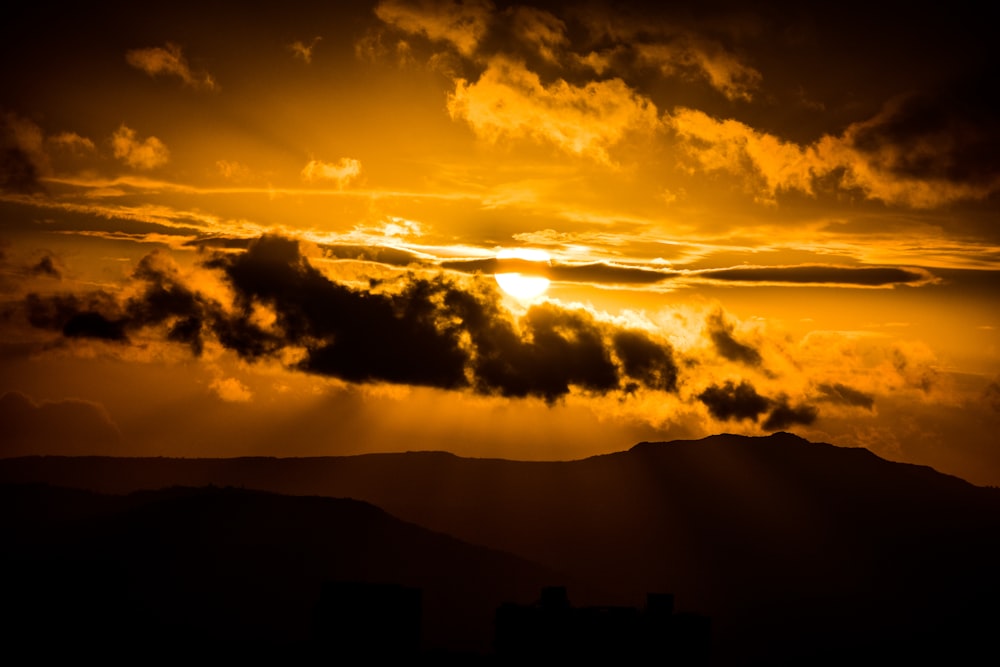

[2,432,998,664]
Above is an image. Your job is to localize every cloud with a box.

[322,244,427,268]
[111,125,170,170]
[613,329,679,393]
[762,397,819,431]
[508,5,568,64]
[216,160,252,182]
[48,132,96,154]
[448,56,660,163]
[375,0,494,57]
[26,292,127,341]
[697,380,770,421]
[697,380,819,431]
[30,254,62,279]
[289,37,322,64]
[210,377,253,403]
[0,112,46,193]
[694,265,933,288]
[301,158,362,187]
[24,235,682,404]
[668,107,821,205]
[669,89,1000,208]
[443,260,937,291]
[126,250,220,355]
[25,250,218,353]
[0,391,124,456]
[442,257,670,286]
[842,79,1000,204]
[0,115,100,194]
[634,38,761,101]
[0,146,43,194]
[706,312,762,367]
[125,42,218,90]
[816,382,875,410]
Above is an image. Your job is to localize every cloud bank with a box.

[25,235,681,403]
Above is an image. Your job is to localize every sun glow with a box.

[495,248,551,299]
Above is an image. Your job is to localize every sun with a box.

[495,248,551,300]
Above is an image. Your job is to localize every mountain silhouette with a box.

[2,432,999,664]
[0,483,574,662]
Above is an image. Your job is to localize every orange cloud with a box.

[669,105,1000,208]
[111,125,170,170]
[48,132,96,154]
[289,37,322,64]
[301,158,363,187]
[635,39,761,102]
[448,57,659,163]
[509,6,568,64]
[375,0,493,57]
[210,377,253,402]
[125,42,218,90]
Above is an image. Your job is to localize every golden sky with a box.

[2,1,998,484]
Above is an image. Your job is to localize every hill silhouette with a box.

[0,483,574,661]
[2,432,999,664]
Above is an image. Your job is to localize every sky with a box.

[1,1,998,485]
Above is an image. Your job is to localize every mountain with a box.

[3,432,999,664]
[0,483,571,661]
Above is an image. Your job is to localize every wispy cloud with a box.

[634,38,761,101]
[288,37,322,64]
[300,158,363,187]
[375,0,493,57]
[125,42,218,90]
[509,6,568,64]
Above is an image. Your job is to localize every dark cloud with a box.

[697,380,770,421]
[0,391,124,456]
[191,238,434,269]
[478,303,621,400]
[707,312,763,367]
[25,292,127,341]
[762,397,819,431]
[696,265,932,287]
[30,254,62,279]
[849,74,1000,189]
[443,257,670,285]
[125,251,219,355]
[698,380,821,430]
[322,244,428,268]
[205,236,680,402]
[816,382,875,410]
[0,112,45,194]
[25,235,682,403]
[549,263,669,285]
[25,252,218,350]
[184,236,254,250]
[62,311,128,341]
[202,236,469,388]
[612,329,679,392]
[443,257,545,276]
[0,146,43,194]
[0,113,45,194]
